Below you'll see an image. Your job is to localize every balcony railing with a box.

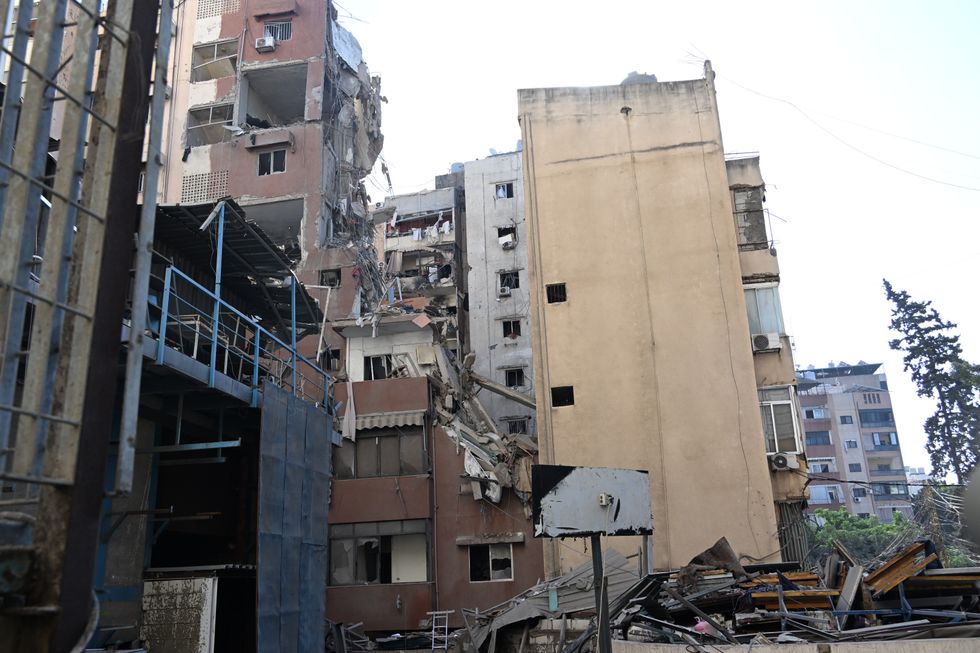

[870,444,900,451]
[146,265,328,408]
[870,468,905,477]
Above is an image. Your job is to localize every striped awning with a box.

[354,410,426,430]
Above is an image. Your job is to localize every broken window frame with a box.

[499,270,520,291]
[318,268,342,288]
[743,283,785,336]
[504,417,530,435]
[191,38,239,82]
[186,103,234,146]
[758,385,802,454]
[328,520,428,586]
[332,426,427,480]
[264,20,293,41]
[504,367,525,389]
[257,148,287,176]
[546,283,567,304]
[469,543,513,582]
[494,182,515,199]
[502,319,521,339]
[364,354,393,381]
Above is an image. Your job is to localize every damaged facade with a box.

[324,175,545,633]
[797,362,913,522]
[518,63,809,574]
[159,0,386,347]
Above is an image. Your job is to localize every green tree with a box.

[808,508,920,565]
[883,280,980,484]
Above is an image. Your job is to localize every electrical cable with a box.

[717,75,980,192]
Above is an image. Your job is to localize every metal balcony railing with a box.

[870,443,900,451]
[147,265,329,408]
[870,468,905,477]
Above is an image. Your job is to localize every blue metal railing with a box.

[148,264,328,409]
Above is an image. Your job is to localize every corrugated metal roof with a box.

[154,199,322,339]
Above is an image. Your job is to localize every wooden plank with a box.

[835,564,864,630]
[869,553,937,596]
[864,541,925,586]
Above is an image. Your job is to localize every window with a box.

[546,283,567,304]
[810,485,842,504]
[872,432,899,447]
[502,319,521,339]
[329,520,428,585]
[504,368,525,388]
[758,386,801,454]
[849,463,862,473]
[319,268,341,288]
[257,148,286,176]
[137,168,146,195]
[551,386,575,407]
[860,409,894,427]
[872,482,908,496]
[332,427,426,479]
[364,354,393,381]
[853,487,867,498]
[805,431,831,446]
[804,407,827,419]
[743,284,785,335]
[494,182,514,199]
[808,458,835,474]
[497,226,516,239]
[879,379,889,390]
[191,39,238,82]
[857,512,870,518]
[469,543,513,582]
[863,393,882,405]
[840,415,854,425]
[504,418,529,435]
[264,20,292,41]
[326,348,341,371]
[186,103,234,146]
[499,271,520,290]
[845,439,858,449]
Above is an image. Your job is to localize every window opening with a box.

[494,182,514,199]
[469,543,513,582]
[551,386,575,407]
[502,319,521,339]
[805,431,831,446]
[364,354,393,381]
[191,39,238,82]
[257,148,286,176]
[840,415,854,424]
[845,439,858,449]
[743,284,785,335]
[853,487,868,498]
[546,283,567,304]
[186,103,234,146]
[329,520,427,585]
[849,463,862,472]
[499,271,520,290]
[504,368,525,388]
[264,21,292,41]
[758,386,801,454]
[504,418,529,435]
[319,268,341,288]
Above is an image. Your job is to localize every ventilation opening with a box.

[551,386,574,407]
[546,283,567,304]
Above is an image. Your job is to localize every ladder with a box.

[428,610,454,650]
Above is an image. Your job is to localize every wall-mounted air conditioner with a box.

[752,333,782,353]
[255,36,276,53]
[497,286,512,298]
[502,240,517,250]
[769,452,800,472]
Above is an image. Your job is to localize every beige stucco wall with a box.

[519,64,780,573]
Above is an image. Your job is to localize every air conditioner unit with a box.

[502,240,517,250]
[770,452,800,472]
[255,36,276,53]
[752,333,782,353]
[497,286,512,298]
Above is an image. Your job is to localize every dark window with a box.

[504,368,525,388]
[840,415,853,425]
[502,319,521,339]
[879,379,888,390]
[505,418,529,435]
[258,148,286,176]
[469,543,513,582]
[497,226,516,239]
[499,271,520,290]
[849,463,862,472]
[805,431,831,446]
[859,409,894,427]
[332,427,427,479]
[854,488,868,498]
[857,512,870,518]
[845,439,858,449]
[546,283,567,304]
[805,409,815,419]
[364,354,392,381]
[326,348,341,371]
[494,182,514,199]
[551,386,575,407]
[877,463,891,471]
[319,268,341,288]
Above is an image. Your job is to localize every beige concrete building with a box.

[518,63,807,573]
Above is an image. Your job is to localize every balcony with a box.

[385,228,455,252]
[870,468,906,477]
[870,444,900,451]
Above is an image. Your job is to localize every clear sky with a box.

[339,1,980,476]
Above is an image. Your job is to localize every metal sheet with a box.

[258,382,332,653]
[532,465,653,538]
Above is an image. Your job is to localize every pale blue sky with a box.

[341,1,980,475]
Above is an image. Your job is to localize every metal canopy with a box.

[154,199,322,338]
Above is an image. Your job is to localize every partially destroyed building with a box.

[463,151,537,437]
[518,63,808,574]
